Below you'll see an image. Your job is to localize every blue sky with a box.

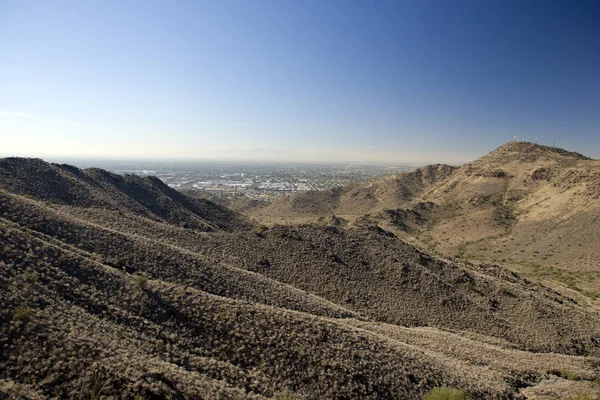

[1,0,599,163]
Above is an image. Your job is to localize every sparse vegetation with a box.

[425,386,471,400]
[22,272,38,284]
[133,274,148,288]
[12,305,32,322]
[569,394,600,400]
[78,364,109,400]
[253,224,268,235]
[273,389,300,399]
[561,369,581,381]
[1,153,600,399]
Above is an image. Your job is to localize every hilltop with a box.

[2,156,600,399]
[247,142,600,300]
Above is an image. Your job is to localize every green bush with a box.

[570,394,600,400]
[252,224,268,235]
[22,272,38,284]
[133,274,148,288]
[13,306,32,321]
[273,389,299,399]
[560,369,580,381]
[425,386,471,400]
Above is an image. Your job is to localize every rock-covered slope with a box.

[2,220,487,399]
[194,224,600,356]
[246,143,600,299]
[2,156,600,399]
[402,142,600,297]
[249,163,456,224]
[0,157,253,232]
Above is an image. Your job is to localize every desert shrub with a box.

[22,272,38,284]
[12,306,32,321]
[570,395,600,400]
[273,389,299,399]
[560,369,580,381]
[78,364,109,400]
[253,224,268,235]
[133,274,148,288]
[425,386,471,400]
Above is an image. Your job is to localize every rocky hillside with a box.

[0,157,253,232]
[193,224,600,355]
[2,157,600,399]
[249,163,456,224]
[247,143,600,300]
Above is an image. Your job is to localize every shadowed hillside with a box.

[0,157,253,232]
[2,157,600,399]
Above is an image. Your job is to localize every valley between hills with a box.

[1,142,600,399]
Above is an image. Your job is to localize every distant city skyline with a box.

[2,0,599,163]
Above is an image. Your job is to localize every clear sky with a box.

[1,0,599,164]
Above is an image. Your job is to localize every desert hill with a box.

[2,157,600,399]
[0,157,253,233]
[247,142,600,300]
[192,224,600,355]
[247,163,456,224]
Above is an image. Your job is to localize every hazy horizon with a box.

[0,151,425,167]
[2,0,599,162]
[2,139,597,166]
[0,146,480,166]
